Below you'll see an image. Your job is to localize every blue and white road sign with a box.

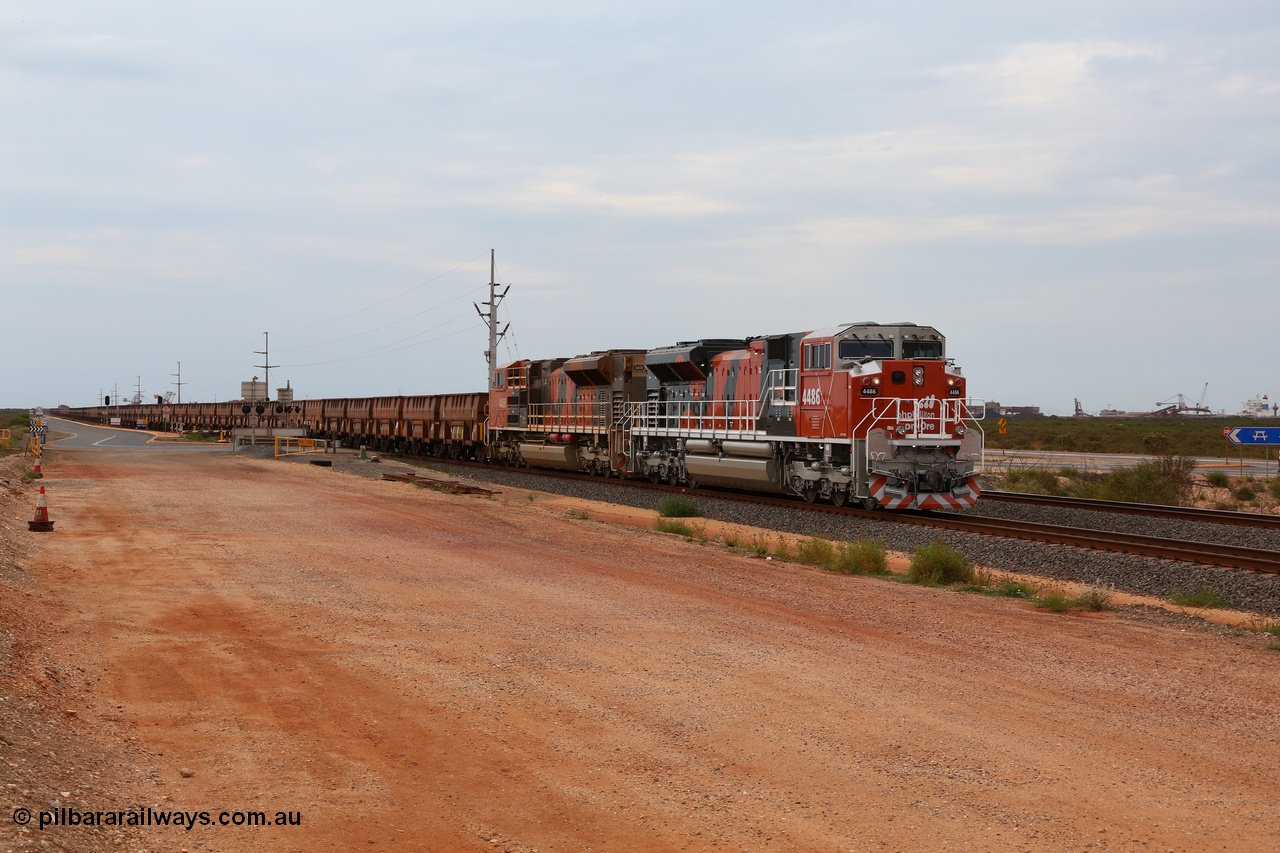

[1227,427,1280,445]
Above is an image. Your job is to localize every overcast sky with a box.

[3,1,1277,415]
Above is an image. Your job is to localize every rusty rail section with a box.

[983,490,1280,530]
[382,471,498,496]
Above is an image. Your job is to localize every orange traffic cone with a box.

[28,485,54,532]
[32,458,42,478]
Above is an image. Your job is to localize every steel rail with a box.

[885,509,1280,574]
[982,490,1280,530]
[421,459,1280,574]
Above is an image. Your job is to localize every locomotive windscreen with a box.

[838,338,895,360]
[902,340,943,359]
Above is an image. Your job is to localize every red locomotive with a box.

[59,321,982,510]
[489,322,983,510]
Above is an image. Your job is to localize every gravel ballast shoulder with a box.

[354,458,1280,618]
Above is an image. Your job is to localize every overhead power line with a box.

[278,282,488,353]
[280,251,488,334]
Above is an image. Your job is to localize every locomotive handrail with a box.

[853,397,982,442]
[761,368,798,407]
[524,401,613,433]
[629,398,764,436]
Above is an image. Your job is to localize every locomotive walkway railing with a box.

[628,399,765,437]
[523,402,614,433]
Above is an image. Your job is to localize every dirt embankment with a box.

[3,450,1279,852]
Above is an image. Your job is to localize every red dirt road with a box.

[3,449,1280,852]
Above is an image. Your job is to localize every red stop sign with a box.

[1223,426,1231,436]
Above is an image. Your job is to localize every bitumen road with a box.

[984,447,1278,478]
[43,416,231,451]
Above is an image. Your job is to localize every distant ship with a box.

[1240,394,1277,417]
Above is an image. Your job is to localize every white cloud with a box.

[968,40,1165,108]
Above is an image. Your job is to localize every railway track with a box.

[983,489,1280,530]
[425,459,1280,575]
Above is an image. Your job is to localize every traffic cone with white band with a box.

[28,485,54,532]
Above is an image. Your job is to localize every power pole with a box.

[473,249,510,390]
[254,333,279,401]
[172,362,186,404]
[135,375,142,406]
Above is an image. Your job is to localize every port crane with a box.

[1153,383,1212,416]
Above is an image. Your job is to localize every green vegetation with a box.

[657,496,700,518]
[1170,586,1230,609]
[1099,456,1196,505]
[777,536,890,575]
[794,537,835,565]
[965,569,1038,598]
[833,538,890,574]
[981,416,1272,460]
[994,578,1038,598]
[1028,586,1111,613]
[1032,588,1077,612]
[653,517,705,539]
[564,507,591,520]
[651,521,889,576]
[1070,586,1113,612]
[1245,618,1280,651]
[2,413,33,457]
[1206,471,1230,488]
[997,454,1197,506]
[1271,479,1280,500]
[1247,617,1280,637]
[905,541,974,586]
[962,569,1112,611]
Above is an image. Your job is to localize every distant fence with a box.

[274,437,330,458]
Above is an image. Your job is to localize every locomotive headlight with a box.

[946,377,958,387]
[954,424,966,436]
[872,377,881,386]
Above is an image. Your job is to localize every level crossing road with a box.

[983,448,1278,478]
[43,416,231,451]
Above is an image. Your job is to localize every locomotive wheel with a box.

[667,468,680,486]
[830,490,847,508]
[802,484,817,503]
[648,470,662,484]
[860,497,879,510]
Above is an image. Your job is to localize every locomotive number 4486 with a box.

[801,387,824,406]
